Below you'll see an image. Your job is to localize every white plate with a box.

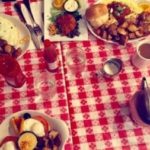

[44,0,88,41]
[0,13,30,58]
[0,110,69,149]
[86,0,150,45]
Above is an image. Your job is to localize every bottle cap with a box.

[44,39,51,47]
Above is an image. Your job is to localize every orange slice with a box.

[52,0,64,9]
[139,2,150,12]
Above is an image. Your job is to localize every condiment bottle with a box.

[0,55,26,88]
[44,39,59,72]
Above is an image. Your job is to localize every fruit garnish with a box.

[10,116,24,135]
[33,116,51,133]
[52,0,65,10]
[139,2,150,12]
[23,113,31,120]
[18,131,37,150]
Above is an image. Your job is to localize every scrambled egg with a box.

[0,16,20,47]
[102,0,143,14]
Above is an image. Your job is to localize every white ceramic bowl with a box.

[0,110,69,150]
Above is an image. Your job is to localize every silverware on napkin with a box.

[14,3,41,49]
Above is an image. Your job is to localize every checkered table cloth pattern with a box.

[62,39,150,150]
[0,1,73,149]
[1,0,150,150]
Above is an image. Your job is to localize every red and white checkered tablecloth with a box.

[1,0,150,150]
[0,1,73,149]
[61,39,150,150]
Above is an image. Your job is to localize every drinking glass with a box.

[34,72,56,99]
[66,47,86,74]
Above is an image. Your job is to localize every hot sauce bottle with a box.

[0,55,26,88]
[44,39,59,72]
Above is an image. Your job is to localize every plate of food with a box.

[85,0,150,45]
[0,110,69,150]
[0,13,30,59]
[44,0,88,41]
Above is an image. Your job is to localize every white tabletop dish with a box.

[85,0,150,45]
[44,0,88,41]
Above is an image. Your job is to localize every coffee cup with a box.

[131,40,150,69]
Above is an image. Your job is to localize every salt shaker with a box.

[44,39,59,72]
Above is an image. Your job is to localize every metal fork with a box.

[23,0,43,36]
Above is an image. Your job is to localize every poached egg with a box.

[21,118,45,137]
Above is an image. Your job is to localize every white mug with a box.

[131,40,150,69]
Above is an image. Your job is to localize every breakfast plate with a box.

[0,13,30,58]
[86,20,147,45]
[85,0,150,45]
[44,0,88,41]
[0,110,69,150]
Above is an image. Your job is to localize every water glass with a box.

[66,47,86,74]
[34,72,56,99]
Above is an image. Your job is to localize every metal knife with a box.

[14,3,41,49]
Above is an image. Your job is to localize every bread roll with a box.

[86,3,109,29]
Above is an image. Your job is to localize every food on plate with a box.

[18,131,38,150]
[0,38,22,58]
[20,118,45,137]
[23,113,32,119]
[0,112,62,150]
[139,2,150,12]
[108,1,131,20]
[10,116,24,135]
[52,0,65,10]
[48,24,58,35]
[0,136,18,149]
[102,0,142,13]
[33,115,51,133]
[48,130,61,147]
[0,16,20,47]
[1,141,17,150]
[49,0,82,38]
[64,0,79,12]
[85,3,109,29]
[49,12,81,38]
[86,0,150,45]
[56,13,77,35]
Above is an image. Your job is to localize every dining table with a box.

[1,0,150,150]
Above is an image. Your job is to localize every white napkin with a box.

[21,1,44,50]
